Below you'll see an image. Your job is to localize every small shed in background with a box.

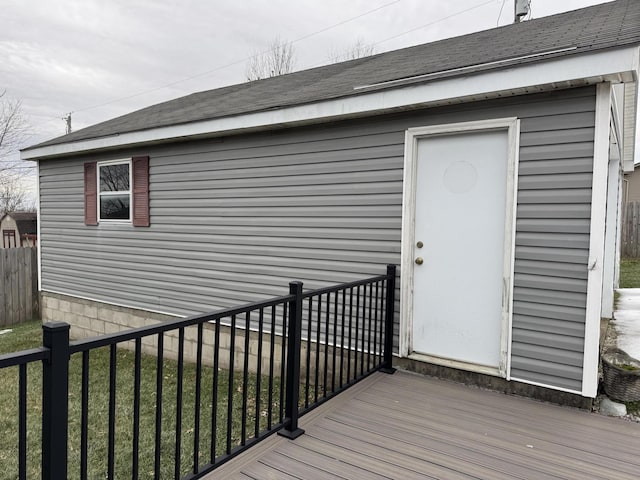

[0,212,38,248]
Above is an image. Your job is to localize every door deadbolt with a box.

[416,241,423,248]
[415,257,424,265]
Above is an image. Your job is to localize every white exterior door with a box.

[402,119,518,377]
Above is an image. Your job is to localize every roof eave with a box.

[21,45,640,162]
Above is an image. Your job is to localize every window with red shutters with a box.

[84,157,149,226]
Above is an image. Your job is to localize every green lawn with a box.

[619,258,640,288]
[0,320,285,479]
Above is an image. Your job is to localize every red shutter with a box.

[132,156,150,227]
[84,162,98,225]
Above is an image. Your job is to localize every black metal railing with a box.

[0,345,49,480]
[0,265,396,479]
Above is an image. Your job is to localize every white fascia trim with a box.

[21,46,640,161]
[582,82,612,398]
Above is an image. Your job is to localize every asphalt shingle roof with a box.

[27,0,640,150]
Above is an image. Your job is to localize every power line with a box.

[70,0,405,115]
[303,0,497,71]
[497,0,508,26]
[26,1,402,134]
[372,0,496,47]
[32,0,498,135]
[26,116,67,135]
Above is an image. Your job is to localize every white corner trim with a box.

[614,163,624,288]
[399,117,518,377]
[36,160,42,292]
[601,150,621,319]
[582,82,612,398]
[21,46,640,161]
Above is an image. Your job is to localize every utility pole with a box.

[63,113,72,134]
[515,0,530,23]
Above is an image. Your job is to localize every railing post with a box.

[42,322,70,480]
[381,264,397,374]
[278,281,305,439]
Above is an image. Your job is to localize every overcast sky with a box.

[0,0,621,189]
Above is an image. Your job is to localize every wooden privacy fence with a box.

[0,247,39,326]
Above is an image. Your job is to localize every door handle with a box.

[415,257,424,265]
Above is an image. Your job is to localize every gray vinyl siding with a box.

[39,86,596,392]
[511,88,594,392]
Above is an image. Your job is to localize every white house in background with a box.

[21,1,640,406]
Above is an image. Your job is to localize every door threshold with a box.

[408,352,503,378]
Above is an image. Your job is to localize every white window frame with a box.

[97,159,132,223]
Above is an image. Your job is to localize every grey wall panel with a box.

[39,86,596,392]
[519,143,595,161]
[517,173,593,190]
[516,219,590,234]
[518,158,594,175]
[521,112,595,132]
[513,302,587,323]
[512,343,584,367]
[515,232,590,249]
[512,329,584,352]
[515,246,589,264]
[511,86,595,393]
[516,204,591,219]
[510,365,582,392]
[514,260,588,279]
[513,273,587,293]
[512,287,587,308]
[517,189,592,204]
[519,127,595,146]
[511,356,583,381]
[514,315,585,337]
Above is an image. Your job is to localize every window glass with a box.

[98,162,131,221]
[100,164,130,192]
[100,195,130,220]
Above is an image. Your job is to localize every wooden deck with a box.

[208,371,640,479]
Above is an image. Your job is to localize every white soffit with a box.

[22,46,640,161]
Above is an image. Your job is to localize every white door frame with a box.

[399,118,520,377]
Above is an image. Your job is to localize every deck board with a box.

[208,371,640,479]
[332,395,639,475]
